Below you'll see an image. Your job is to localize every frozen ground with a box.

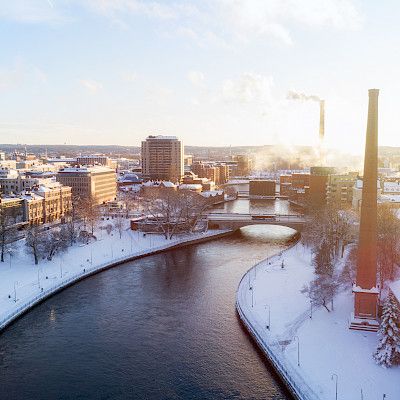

[237,242,400,400]
[0,220,230,329]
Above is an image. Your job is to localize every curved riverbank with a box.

[0,225,296,400]
[0,230,234,333]
[235,233,320,400]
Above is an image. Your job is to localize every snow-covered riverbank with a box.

[0,225,233,331]
[236,242,400,400]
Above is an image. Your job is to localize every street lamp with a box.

[250,286,254,308]
[13,281,18,302]
[331,373,338,400]
[293,335,300,367]
[265,304,271,330]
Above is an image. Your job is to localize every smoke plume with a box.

[287,90,320,102]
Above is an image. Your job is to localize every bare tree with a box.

[120,192,140,218]
[302,203,355,259]
[63,197,80,246]
[25,225,46,265]
[143,190,208,239]
[377,203,400,288]
[114,213,125,239]
[302,274,339,312]
[224,185,238,199]
[0,207,18,263]
[42,228,69,261]
[77,196,101,236]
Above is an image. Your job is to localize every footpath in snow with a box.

[0,222,232,331]
[237,242,400,400]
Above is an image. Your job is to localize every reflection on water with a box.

[214,198,301,215]
[0,226,295,400]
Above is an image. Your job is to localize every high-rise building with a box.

[141,135,184,182]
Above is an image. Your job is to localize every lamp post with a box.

[310,300,313,319]
[293,335,300,367]
[250,286,254,308]
[331,374,338,400]
[13,281,18,302]
[265,304,271,330]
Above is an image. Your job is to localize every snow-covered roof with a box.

[201,190,223,197]
[161,181,175,188]
[146,135,179,140]
[355,179,381,189]
[142,180,176,188]
[379,194,400,203]
[383,181,400,193]
[58,166,114,174]
[389,280,400,303]
[179,184,202,190]
[118,174,141,183]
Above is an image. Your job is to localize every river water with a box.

[0,200,298,400]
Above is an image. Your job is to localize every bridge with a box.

[206,212,306,231]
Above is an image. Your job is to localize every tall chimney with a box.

[319,100,325,140]
[350,88,379,331]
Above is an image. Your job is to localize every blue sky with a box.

[0,0,399,152]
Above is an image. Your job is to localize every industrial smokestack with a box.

[319,100,325,141]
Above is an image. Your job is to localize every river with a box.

[0,200,298,400]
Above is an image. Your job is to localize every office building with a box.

[57,166,116,204]
[141,135,184,182]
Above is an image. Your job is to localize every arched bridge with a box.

[207,212,307,231]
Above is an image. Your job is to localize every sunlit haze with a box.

[1,1,399,153]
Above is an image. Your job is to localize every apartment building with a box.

[326,172,358,206]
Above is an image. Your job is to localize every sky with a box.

[0,0,399,153]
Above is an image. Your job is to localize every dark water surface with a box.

[0,225,295,400]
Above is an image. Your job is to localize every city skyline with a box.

[1,1,400,153]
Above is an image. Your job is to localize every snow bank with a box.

[236,243,400,400]
[0,223,232,331]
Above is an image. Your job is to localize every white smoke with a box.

[287,90,320,102]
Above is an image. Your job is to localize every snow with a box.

[237,243,400,400]
[389,279,400,304]
[0,221,231,330]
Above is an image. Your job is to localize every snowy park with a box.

[237,242,400,400]
[0,218,230,331]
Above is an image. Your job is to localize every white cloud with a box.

[220,73,274,104]
[212,0,363,45]
[187,70,205,87]
[80,79,103,93]
[0,1,363,46]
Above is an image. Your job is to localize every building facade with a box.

[141,135,184,182]
[326,172,358,206]
[56,166,117,204]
